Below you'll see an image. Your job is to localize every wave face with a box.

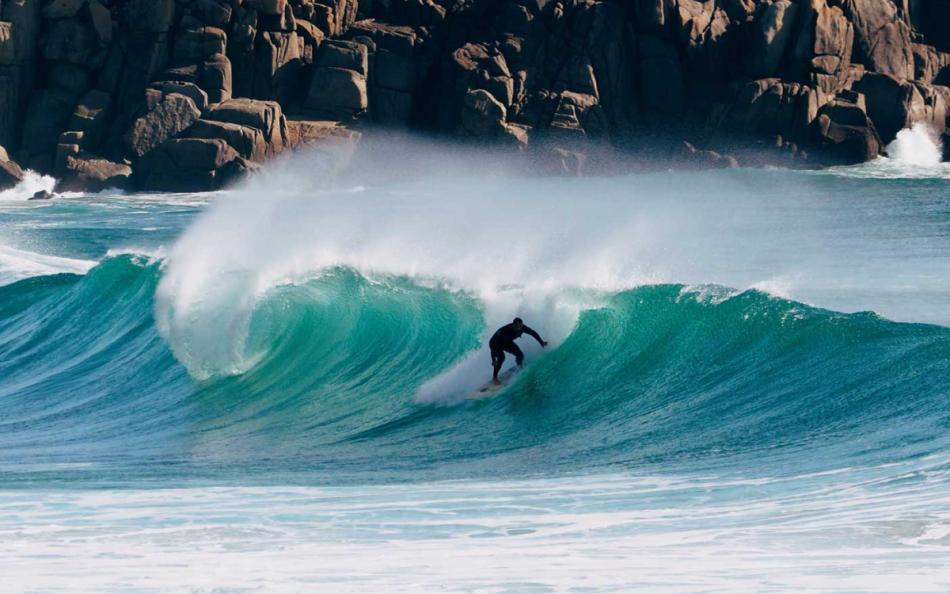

[2,148,950,487]
[2,254,948,484]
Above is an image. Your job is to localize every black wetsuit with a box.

[489,323,544,377]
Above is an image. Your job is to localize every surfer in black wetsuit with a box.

[489,317,547,384]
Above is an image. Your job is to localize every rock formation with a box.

[0,0,947,192]
[0,143,26,190]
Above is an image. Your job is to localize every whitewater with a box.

[1,133,949,593]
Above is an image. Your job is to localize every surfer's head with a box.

[513,317,524,330]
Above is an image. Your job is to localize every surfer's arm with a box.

[524,326,547,347]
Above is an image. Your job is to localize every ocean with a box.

[1,133,949,592]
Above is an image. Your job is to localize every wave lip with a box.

[0,244,96,286]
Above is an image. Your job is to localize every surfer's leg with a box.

[506,343,525,367]
[491,348,505,380]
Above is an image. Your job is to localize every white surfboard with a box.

[468,367,521,400]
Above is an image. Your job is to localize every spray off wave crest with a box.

[154,144,663,383]
[155,137,950,390]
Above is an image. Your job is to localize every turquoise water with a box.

[1,153,949,592]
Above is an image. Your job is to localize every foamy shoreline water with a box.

[2,462,948,593]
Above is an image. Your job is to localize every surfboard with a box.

[468,367,520,400]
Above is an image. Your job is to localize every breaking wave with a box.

[0,255,947,484]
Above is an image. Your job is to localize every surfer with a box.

[489,318,547,385]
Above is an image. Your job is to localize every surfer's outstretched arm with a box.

[524,326,547,347]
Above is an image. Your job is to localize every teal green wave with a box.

[1,255,948,485]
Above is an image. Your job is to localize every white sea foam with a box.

[826,124,950,179]
[748,276,796,299]
[886,122,943,166]
[105,246,167,265]
[0,170,56,201]
[0,244,96,286]
[1,461,948,593]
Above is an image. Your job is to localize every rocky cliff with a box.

[0,0,948,191]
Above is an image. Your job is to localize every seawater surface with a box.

[1,145,949,592]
